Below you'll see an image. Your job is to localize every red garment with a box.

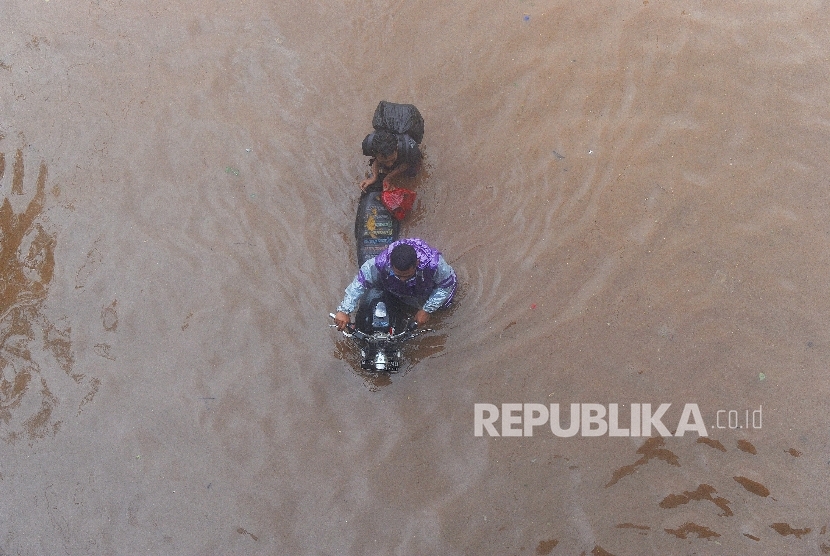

[381,188,416,220]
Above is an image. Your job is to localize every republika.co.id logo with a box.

[474,403,763,437]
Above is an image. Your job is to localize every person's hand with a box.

[334,311,351,331]
[414,309,430,326]
[359,177,375,191]
[382,177,396,191]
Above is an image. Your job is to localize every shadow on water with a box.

[0,147,98,443]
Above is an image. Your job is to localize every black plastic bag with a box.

[362,131,421,160]
[371,101,424,144]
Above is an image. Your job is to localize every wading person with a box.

[359,130,422,192]
[334,238,456,330]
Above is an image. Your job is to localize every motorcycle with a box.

[331,181,430,373]
[329,302,431,373]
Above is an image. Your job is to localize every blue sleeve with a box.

[337,258,380,314]
[422,255,457,313]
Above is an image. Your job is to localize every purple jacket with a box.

[338,238,457,314]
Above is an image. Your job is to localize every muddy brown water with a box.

[2,1,829,554]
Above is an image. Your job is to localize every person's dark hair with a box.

[371,130,398,156]
[390,244,417,271]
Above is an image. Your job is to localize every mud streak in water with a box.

[0,149,97,442]
[733,476,770,498]
[770,523,811,538]
[606,437,820,545]
[605,437,679,487]
[659,484,733,517]
[664,523,721,540]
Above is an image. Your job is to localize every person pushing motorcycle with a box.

[334,238,457,331]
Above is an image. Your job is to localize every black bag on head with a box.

[371,101,424,144]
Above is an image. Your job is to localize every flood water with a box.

[2,1,830,554]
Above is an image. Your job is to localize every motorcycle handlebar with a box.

[329,313,364,338]
[329,313,428,340]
